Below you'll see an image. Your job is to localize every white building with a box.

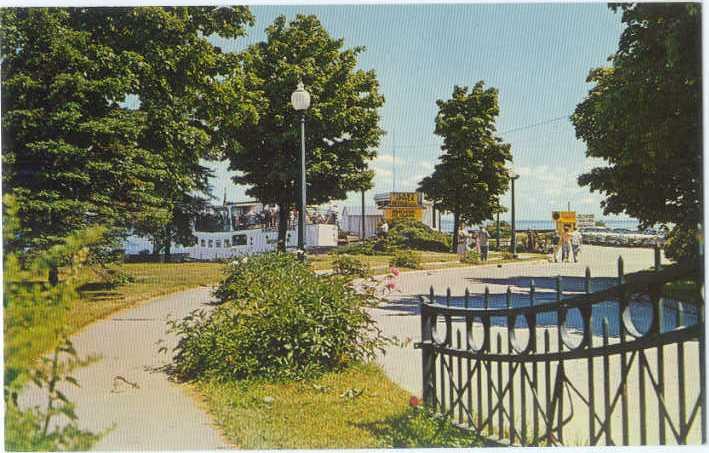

[340,206,384,238]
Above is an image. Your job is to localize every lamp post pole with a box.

[361,189,366,242]
[510,173,520,257]
[291,82,311,262]
[298,112,306,259]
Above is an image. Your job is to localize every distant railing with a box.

[416,253,705,446]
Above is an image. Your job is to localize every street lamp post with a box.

[291,82,311,261]
[510,170,520,257]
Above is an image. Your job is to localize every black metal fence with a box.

[417,254,705,446]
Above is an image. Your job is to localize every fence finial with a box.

[556,275,562,302]
[446,287,451,306]
[464,287,470,309]
[585,267,591,294]
[506,286,512,309]
[429,285,434,304]
[654,244,662,271]
[530,279,536,306]
[484,286,490,309]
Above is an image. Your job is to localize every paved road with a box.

[19,287,229,450]
[370,245,670,396]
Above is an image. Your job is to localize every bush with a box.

[389,250,421,269]
[664,224,699,264]
[460,250,480,264]
[169,253,385,381]
[331,241,381,256]
[375,404,483,448]
[332,255,370,279]
[375,219,451,253]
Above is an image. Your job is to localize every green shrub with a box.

[375,405,483,448]
[375,219,451,253]
[331,241,381,256]
[460,250,480,264]
[4,195,103,450]
[169,253,385,381]
[664,224,698,264]
[389,250,421,269]
[332,255,370,279]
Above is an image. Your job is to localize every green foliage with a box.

[572,4,701,263]
[332,255,370,279]
[375,406,483,448]
[419,82,512,252]
[169,253,385,381]
[229,14,385,249]
[389,250,421,269]
[3,195,102,450]
[664,225,700,264]
[375,219,451,253]
[332,241,382,256]
[1,8,161,254]
[460,250,480,264]
[5,339,103,451]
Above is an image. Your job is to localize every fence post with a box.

[420,301,435,407]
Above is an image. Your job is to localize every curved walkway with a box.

[19,287,229,450]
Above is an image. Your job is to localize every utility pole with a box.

[361,189,366,242]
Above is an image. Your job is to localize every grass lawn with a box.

[194,362,483,449]
[5,262,225,376]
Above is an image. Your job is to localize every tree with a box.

[418,83,512,252]
[1,8,162,262]
[571,3,701,263]
[229,15,385,250]
[71,7,258,258]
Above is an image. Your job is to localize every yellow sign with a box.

[384,207,424,221]
[390,192,419,207]
[553,211,577,233]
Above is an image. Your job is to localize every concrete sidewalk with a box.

[19,287,229,450]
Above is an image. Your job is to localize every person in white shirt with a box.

[571,229,582,263]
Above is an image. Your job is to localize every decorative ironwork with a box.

[417,251,705,446]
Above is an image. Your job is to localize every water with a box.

[438,218,641,233]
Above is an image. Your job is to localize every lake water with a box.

[438,218,640,233]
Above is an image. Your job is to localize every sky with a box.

[206,3,628,222]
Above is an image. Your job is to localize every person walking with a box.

[527,229,535,252]
[479,227,490,262]
[561,226,572,263]
[378,220,389,238]
[551,231,561,263]
[456,227,469,258]
[571,228,582,263]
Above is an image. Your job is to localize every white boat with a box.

[124,200,338,261]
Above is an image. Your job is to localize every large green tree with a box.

[418,83,512,252]
[1,8,161,258]
[572,3,701,263]
[72,7,258,257]
[228,15,385,250]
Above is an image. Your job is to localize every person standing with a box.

[571,228,582,263]
[456,227,469,258]
[551,231,561,262]
[479,227,490,262]
[527,229,535,252]
[561,226,572,263]
[378,220,389,238]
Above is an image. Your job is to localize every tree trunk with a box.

[163,238,171,263]
[277,202,289,252]
[452,209,460,253]
[48,264,59,287]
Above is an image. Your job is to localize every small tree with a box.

[419,82,511,252]
[229,15,385,250]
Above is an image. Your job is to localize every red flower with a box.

[389,266,401,277]
[409,395,422,407]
